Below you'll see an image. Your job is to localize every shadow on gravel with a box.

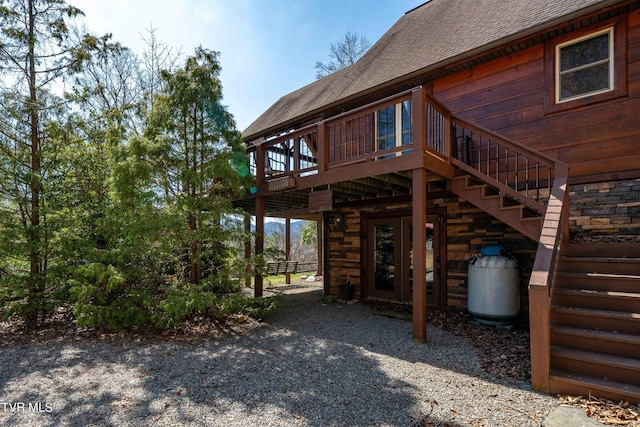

[0,287,516,426]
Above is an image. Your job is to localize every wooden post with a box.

[412,86,427,152]
[412,166,428,342]
[317,121,327,173]
[254,195,264,298]
[529,285,551,392]
[244,214,251,288]
[316,220,323,277]
[322,211,330,296]
[285,218,291,284]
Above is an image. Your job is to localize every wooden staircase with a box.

[422,93,639,403]
[450,175,544,241]
[548,243,640,403]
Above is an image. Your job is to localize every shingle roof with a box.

[243,0,619,141]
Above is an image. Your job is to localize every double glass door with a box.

[367,215,442,305]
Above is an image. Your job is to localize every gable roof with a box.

[243,0,622,142]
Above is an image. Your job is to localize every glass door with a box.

[402,215,440,305]
[366,214,443,305]
[369,218,400,300]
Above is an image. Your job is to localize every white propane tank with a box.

[468,255,520,321]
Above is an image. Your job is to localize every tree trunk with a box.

[187,212,201,284]
[27,0,43,322]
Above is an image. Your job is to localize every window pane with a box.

[401,100,412,145]
[374,224,395,291]
[560,33,609,71]
[560,62,610,99]
[377,105,395,150]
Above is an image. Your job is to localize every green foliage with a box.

[69,262,153,331]
[150,280,280,330]
[0,5,267,332]
[300,220,318,246]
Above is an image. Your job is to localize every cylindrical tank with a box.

[468,255,520,320]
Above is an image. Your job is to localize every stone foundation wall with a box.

[569,178,640,242]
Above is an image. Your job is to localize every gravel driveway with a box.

[0,284,557,426]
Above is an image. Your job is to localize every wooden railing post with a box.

[528,164,568,393]
[412,86,427,152]
[317,121,327,173]
[256,143,265,187]
[529,285,551,392]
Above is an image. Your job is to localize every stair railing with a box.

[422,93,570,393]
[449,117,555,214]
[528,163,569,393]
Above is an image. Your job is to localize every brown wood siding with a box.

[325,195,537,313]
[434,10,640,180]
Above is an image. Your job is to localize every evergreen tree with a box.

[142,46,249,285]
[0,0,91,323]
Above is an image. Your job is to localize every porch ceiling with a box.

[232,171,447,220]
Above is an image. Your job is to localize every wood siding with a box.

[433,9,640,180]
[326,194,538,313]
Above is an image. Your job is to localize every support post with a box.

[244,214,251,288]
[316,220,323,277]
[529,285,551,392]
[322,211,330,296]
[412,167,428,342]
[254,195,264,298]
[285,218,291,284]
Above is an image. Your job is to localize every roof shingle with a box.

[243,0,618,141]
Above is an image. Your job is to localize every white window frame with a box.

[555,27,614,104]
[375,100,412,154]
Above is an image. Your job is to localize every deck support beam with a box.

[412,166,428,342]
[254,195,265,298]
[244,214,251,288]
[317,220,323,277]
[285,218,291,284]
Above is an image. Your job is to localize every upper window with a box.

[376,99,412,153]
[545,16,627,113]
[556,28,613,103]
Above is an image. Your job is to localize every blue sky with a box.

[69,0,422,132]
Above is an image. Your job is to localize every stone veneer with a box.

[569,178,640,241]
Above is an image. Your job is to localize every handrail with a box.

[449,115,554,212]
[528,163,569,393]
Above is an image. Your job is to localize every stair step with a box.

[551,346,640,385]
[550,370,640,404]
[554,272,640,293]
[550,307,640,335]
[450,175,542,241]
[550,325,640,359]
[558,256,640,276]
[552,288,640,312]
[562,242,640,258]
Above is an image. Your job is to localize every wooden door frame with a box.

[361,208,447,307]
[400,213,445,306]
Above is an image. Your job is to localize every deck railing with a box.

[252,124,319,182]
[325,91,415,167]
[251,88,565,220]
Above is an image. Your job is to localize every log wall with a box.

[433,9,640,180]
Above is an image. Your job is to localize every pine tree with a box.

[0,0,88,323]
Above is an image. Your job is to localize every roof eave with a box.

[243,0,628,144]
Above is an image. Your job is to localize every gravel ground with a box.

[0,284,558,426]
